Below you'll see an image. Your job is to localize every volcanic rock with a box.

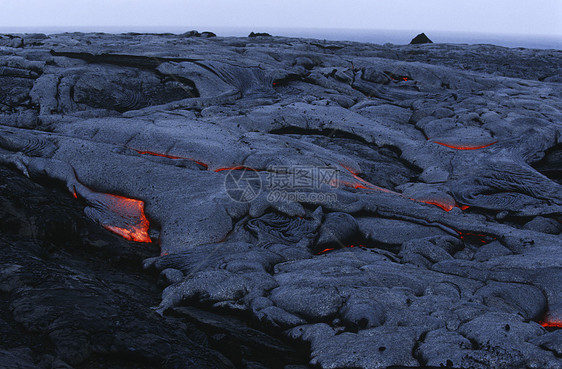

[249,32,272,37]
[410,32,433,44]
[0,31,561,369]
[201,31,217,38]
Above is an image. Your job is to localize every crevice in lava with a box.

[269,126,370,144]
[268,126,422,177]
[50,50,201,70]
[132,148,291,174]
[214,166,257,173]
[350,207,493,248]
[383,71,412,82]
[316,237,402,256]
[133,149,209,169]
[310,42,344,50]
[134,150,186,160]
[54,74,62,114]
[154,70,200,98]
[431,140,498,150]
[457,231,496,245]
[337,165,467,213]
[412,330,429,367]
[530,143,562,184]
[337,164,395,194]
[272,73,304,87]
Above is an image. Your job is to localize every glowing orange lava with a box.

[457,231,496,244]
[540,320,562,328]
[101,194,152,243]
[214,166,255,172]
[134,149,209,169]
[418,200,455,212]
[135,150,185,159]
[432,141,498,150]
[338,165,395,194]
[337,165,466,212]
[317,244,365,255]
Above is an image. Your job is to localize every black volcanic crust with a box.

[0,32,561,369]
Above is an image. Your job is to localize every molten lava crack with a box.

[134,149,209,168]
[214,166,257,172]
[540,320,562,329]
[134,150,260,173]
[337,165,467,212]
[431,140,498,150]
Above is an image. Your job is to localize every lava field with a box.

[0,31,561,369]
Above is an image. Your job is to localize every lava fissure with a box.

[458,231,496,245]
[540,319,562,329]
[384,71,411,82]
[214,165,257,173]
[50,50,202,70]
[337,164,468,212]
[133,149,209,168]
[133,150,268,173]
[432,140,498,150]
[134,149,313,175]
[268,126,371,145]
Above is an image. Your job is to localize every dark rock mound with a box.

[182,30,201,37]
[410,33,433,44]
[249,32,272,38]
[181,30,217,38]
[201,31,217,38]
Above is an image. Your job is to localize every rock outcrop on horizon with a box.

[248,32,272,37]
[0,32,561,368]
[410,32,433,44]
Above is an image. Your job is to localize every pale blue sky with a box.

[1,0,560,37]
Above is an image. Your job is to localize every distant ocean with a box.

[1,26,560,50]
